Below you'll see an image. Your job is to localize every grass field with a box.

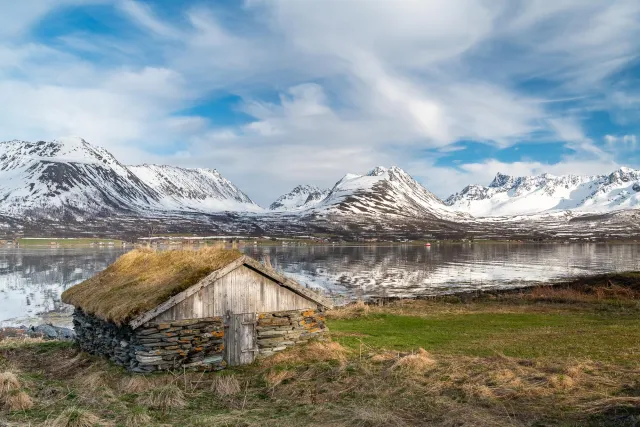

[1,274,639,426]
[16,238,124,247]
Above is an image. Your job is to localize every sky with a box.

[1,0,639,206]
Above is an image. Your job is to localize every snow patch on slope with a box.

[129,164,263,212]
[446,168,640,217]
[311,166,469,220]
[269,185,330,211]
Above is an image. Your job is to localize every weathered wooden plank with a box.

[131,256,330,329]
[129,256,247,329]
[242,258,333,309]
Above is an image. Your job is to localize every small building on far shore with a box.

[61,248,331,373]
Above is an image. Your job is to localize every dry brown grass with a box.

[122,407,152,427]
[211,375,241,397]
[120,376,154,394]
[0,370,34,412]
[61,247,243,324]
[0,371,20,395]
[80,371,109,390]
[46,407,104,427]
[390,348,437,374]
[527,284,639,302]
[5,390,34,411]
[582,396,640,413]
[263,369,294,393]
[138,384,186,412]
[259,341,349,368]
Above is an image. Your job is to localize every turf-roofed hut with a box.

[61,248,332,373]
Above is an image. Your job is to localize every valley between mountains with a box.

[1,138,639,240]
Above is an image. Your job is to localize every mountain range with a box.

[446,168,640,217]
[1,138,639,239]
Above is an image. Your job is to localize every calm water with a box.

[1,243,639,327]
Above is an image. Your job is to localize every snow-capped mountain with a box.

[130,164,262,213]
[269,185,330,211]
[446,168,640,217]
[0,138,260,220]
[311,166,469,220]
[0,138,162,219]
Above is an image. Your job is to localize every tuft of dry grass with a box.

[5,390,34,411]
[326,300,375,320]
[370,351,397,362]
[138,384,186,412]
[348,402,411,427]
[80,371,109,390]
[120,376,154,394]
[46,407,104,427]
[0,370,34,412]
[0,371,20,395]
[61,247,243,325]
[123,406,152,427]
[264,370,294,393]
[548,374,576,390]
[211,375,241,397]
[390,348,437,374]
[259,341,349,368]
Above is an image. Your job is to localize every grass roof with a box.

[61,248,243,325]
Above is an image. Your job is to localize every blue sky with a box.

[1,0,639,205]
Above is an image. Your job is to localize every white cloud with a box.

[605,134,638,147]
[0,0,638,205]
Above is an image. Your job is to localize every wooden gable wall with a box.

[151,265,315,322]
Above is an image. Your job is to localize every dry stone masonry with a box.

[73,309,225,373]
[256,308,327,358]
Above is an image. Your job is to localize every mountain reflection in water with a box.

[1,243,639,326]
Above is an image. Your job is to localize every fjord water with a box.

[0,248,127,327]
[242,243,640,301]
[1,243,640,326]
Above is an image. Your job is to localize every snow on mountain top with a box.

[129,164,262,213]
[0,137,121,169]
[446,167,640,217]
[310,165,467,220]
[269,184,330,211]
[0,138,262,219]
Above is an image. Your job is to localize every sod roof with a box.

[61,248,243,325]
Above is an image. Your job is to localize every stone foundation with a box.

[73,309,225,373]
[256,308,327,358]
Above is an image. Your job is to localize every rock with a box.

[33,324,58,339]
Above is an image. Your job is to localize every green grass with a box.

[329,311,640,363]
[2,280,639,426]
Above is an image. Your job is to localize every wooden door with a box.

[225,313,258,366]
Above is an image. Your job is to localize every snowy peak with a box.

[489,172,515,188]
[269,185,330,211]
[0,138,123,171]
[129,164,262,212]
[446,167,640,217]
[0,138,261,220]
[314,166,467,220]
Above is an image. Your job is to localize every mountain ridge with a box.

[446,168,640,217]
[2,138,639,226]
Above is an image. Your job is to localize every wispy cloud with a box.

[0,0,638,204]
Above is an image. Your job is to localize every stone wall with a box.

[73,309,225,373]
[256,308,327,358]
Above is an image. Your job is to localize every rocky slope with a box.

[310,166,469,221]
[446,168,640,217]
[269,185,330,211]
